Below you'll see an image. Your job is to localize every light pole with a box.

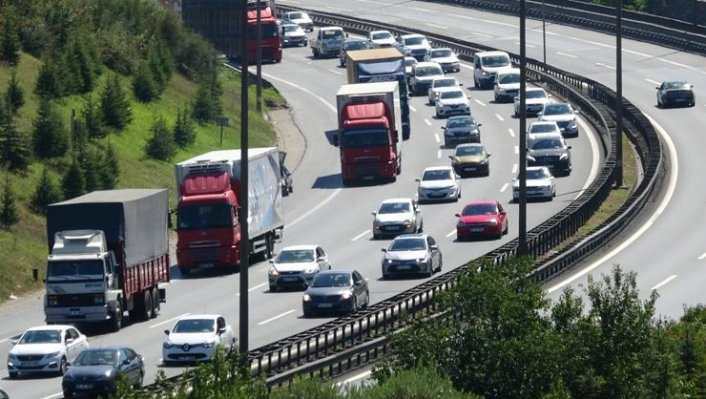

[256,0,263,113]
[239,0,251,370]
[615,0,623,187]
[542,0,546,65]
[519,0,528,255]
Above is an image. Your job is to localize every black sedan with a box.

[62,347,144,399]
[302,270,369,317]
[656,80,695,108]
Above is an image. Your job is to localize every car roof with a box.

[526,87,546,92]
[80,346,130,352]
[463,200,498,206]
[432,77,457,82]
[527,166,551,172]
[346,37,367,42]
[392,233,428,240]
[530,121,559,126]
[423,166,454,172]
[281,23,300,28]
[440,87,464,94]
[177,314,222,321]
[370,30,391,34]
[319,26,344,31]
[404,56,417,61]
[26,325,75,332]
[477,50,510,57]
[431,47,453,52]
[316,270,355,276]
[455,143,484,149]
[401,33,425,39]
[279,245,318,251]
[497,68,520,76]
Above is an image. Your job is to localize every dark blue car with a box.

[62,346,144,399]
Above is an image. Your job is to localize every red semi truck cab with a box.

[335,82,403,186]
[246,5,282,63]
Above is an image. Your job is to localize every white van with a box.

[473,51,511,89]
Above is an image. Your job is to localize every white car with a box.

[162,314,235,365]
[528,121,561,136]
[368,30,396,48]
[493,68,520,102]
[427,47,460,73]
[281,11,313,32]
[7,325,89,378]
[268,245,331,290]
[435,88,470,118]
[512,166,556,202]
[416,166,462,203]
[398,33,432,61]
[372,198,423,239]
[514,87,552,117]
[427,77,461,104]
[404,56,418,77]
[538,102,580,137]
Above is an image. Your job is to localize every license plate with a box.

[362,176,375,180]
[385,226,400,230]
[470,228,485,232]
[317,303,333,308]
[23,361,40,367]
[77,384,93,390]
[200,263,214,269]
[282,277,298,282]
[397,265,411,270]
[463,167,476,171]
[70,309,80,315]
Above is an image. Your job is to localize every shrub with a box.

[31,167,62,214]
[100,73,132,130]
[32,97,69,159]
[145,115,176,160]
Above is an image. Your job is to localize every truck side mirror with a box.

[332,132,339,147]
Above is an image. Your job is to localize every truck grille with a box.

[49,293,98,307]
[190,248,220,263]
[355,164,379,177]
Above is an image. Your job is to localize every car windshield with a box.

[529,124,558,133]
[440,90,464,99]
[282,25,300,33]
[19,330,62,344]
[499,74,520,84]
[177,204,232,230]
[481,55,510,67]
[531,138,563,150]
[527,90,547,99]
[322,29,344,39]
[527,169,550,179]
[47,260,104,278]
[73,350,118,367]
[378,202,411,214]
[455,146,483,156]
[448,117,473,128]
[664,81,689,90]
[288,12,304,19]
[422,169,452,181]
[275,249,315,263]
[311,273,351,288]
[346,41,368,50]
[248,24,278,38]
[462,204,497,216]
[416,66,442,77]
[542,104,571,115]
[372,32,392,40]
[173,319,215,333]
[432,49,453,58]
[389,238,427,251]
[404,37,426,46]
[434,79,456,88]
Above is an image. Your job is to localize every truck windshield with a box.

[248,24,279,38]
[48,260,104,278]
[177,204,232,230]
[340,128,389,148]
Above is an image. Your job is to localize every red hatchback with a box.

[455,201,508,240]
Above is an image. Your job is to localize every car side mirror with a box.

[332,132,339,147]
[454,213,461,218]
[430,245,438,251]
[346,32,349,37]
[268,259,275,264]
[448,155,454,160]
[487,153,492,157]
[10,339,18,345]
[477,123,483,127]
[655,86,660,89]
[371,211,377,216]
[415,178,421,182]
[441,126,446,130]
[66,338,74,344]
[218,327,227,334]
[459,83,463,86]
[164,329,170,336]
[567,145,572,149]
[381,248,387,252]
[123,359,130,366]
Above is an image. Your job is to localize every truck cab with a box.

[246,4,282,63]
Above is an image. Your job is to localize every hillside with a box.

[0,52,285,303]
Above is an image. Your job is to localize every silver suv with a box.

[372,198,423,239]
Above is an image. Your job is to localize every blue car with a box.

[62,346,144,399]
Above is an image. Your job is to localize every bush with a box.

[144,115,176,161]
[0,176,19,228]
[34,59,63,98]
[132,61,159,102]
[173,106,196,147]
[81,94,107,140]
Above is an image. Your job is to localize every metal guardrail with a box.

[141,6,665,394]
[424,0,706,56]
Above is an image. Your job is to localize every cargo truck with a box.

[44,189,170,332]
[175,148,284,275]
[346,47,410,140]
[335,81,403,186]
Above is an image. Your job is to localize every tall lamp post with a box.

[519,0,528,255]
[542,0,547,65]
[256,0,263,113]
[239,0,251,370]
[615,0,623,187]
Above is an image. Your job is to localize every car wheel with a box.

[58,356,67,376]
[426,262,434,278]
[474,77,479,88]
[363,292,370,309]
[110,302,122,332]
[8,371,18,379]
[382,273,390,280]
[373,233,381,239]
[269,284,279,292]
[179,267,190,277]
[152,288,161,317]
[136,370,144,388]
[494,93,499,102]
[351,297,358,313]
[63,390,74,399]
[437,256,443,272]
[436,111,441,118]
[303,309,312,318]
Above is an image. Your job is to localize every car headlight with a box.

[97,370,113,380]
[303,294,311,302]
[487,218,498,225]
[416,257,427,263]
[384,258,393,264]
[403,219,412,228]
[560,153,569,160]
[457,220,465,227]
[8,353,17,360]
[46,351,61,359]
[481,70,489,76]
[568,120,577,128]
[304,267,317,274]
[163,341,174,349]
[527,154,536,162]
[269,266,279,276]
[341,292,352,300]
[203,339,216,348]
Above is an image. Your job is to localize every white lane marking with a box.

[495,113,505,121]
[278,0,300,3]
[339,370,372,385]
[474,32,493,39]
[576,117,601,200]
[425,22,448,30]
[461,63,474,70]
[289,189,342,228]
[451,14,516,27]
[149,313,190,329]
[698,252,706,260]
[409,105,417,112]
[328,68,343,75]
[259,70,337,113]
[645,78,661,86]
[327,6,352,12]
[651,275,678,291]
[500,183,509,192]
[437,149,442,159]
[474,99,486,107]
[548,112,678,293]
[445,229,456,238]
[258,309,297,326]
[37,393,63,399]
[556,52,577,59]
[514,145,519,154]
[410,6,432,12]
[512,164,518,174]
[424,118,432,126]
[238,282,268,296]
[596,62,616,70]
[508,128,515,137]
[515,41,535,48]
[352,230,371,241]
[434,134,440,143]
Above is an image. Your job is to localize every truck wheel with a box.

[109,302,122,332]
[147,290,156,319]
[265,234,274,259]
[151,288,160,317]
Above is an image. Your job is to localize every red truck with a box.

[246,1,282,63]
[174,148,284,275]
[44,189,170,332]
[335,81,403,186]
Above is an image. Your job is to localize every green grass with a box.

[0,53,285,303]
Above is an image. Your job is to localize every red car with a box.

[455,200,508,240]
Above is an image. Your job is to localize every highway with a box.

[1,0,700,397]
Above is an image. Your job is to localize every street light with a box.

[615,0,623,187]
[256,0,263,113]
[519,0,528,255]
[239,0,251,370]
[542,0,546,65]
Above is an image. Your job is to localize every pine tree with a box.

[32,97,70,159]
[70,38,99,94]
[4,69,24,114]
[173,106,196,147]
[100,74,132,130]
[192,82,217,124]
[99,143,119,189]
[78,145,101,192]
[132,61,159,102]
[0,100,32,171]
[34,60,63,98]
[61,159,86,199]
[0,176,19,228]
[81,95,106,139]
[31,167,63,214]
[144,115,176,160]
[0,11,20,66]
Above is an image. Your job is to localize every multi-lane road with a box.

[1,1,704,397]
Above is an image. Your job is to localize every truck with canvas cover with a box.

[175,148,284,275]
[45,189,170,332]
[335,81,403,186]
[346,47,410,140]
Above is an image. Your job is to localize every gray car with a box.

[527,132,572,176]
[268,245,331,291]
[381,234,442,279]
[339,37,370,67]
[538,103,580,137]
[302,270,369,317]
[280,23,307,47]
[372,198,423,239]
[442,115,481,147]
